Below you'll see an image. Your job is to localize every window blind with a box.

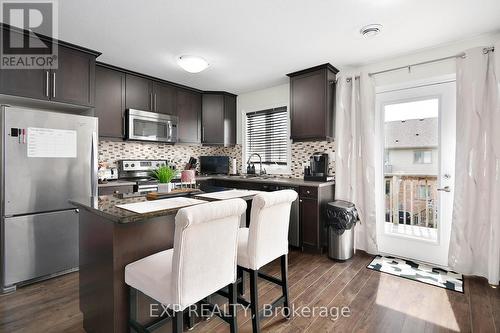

[246,107,288,165]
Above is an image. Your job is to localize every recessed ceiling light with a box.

[177,55,209,73]
[360,24,383,38]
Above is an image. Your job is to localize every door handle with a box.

[45,71,50,97]
[52,72,56,98]
[91,132,98,197]
[437,186,451,192]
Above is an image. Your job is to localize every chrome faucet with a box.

[247,153,266,175]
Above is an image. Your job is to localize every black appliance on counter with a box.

[199,156,230,175]
[304,153,333,182]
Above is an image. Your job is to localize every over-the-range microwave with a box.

[125,109,178,143]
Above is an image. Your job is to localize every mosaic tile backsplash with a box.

[99,140,335,179]
[98,140,242,172]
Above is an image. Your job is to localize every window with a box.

[245,107,289,167]
[417,184,430,199]
[414,150,432,164]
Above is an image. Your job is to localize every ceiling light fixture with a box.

[177,55,209,73]
[360,24,383,38]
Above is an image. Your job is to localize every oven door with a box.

[126,109,177,143]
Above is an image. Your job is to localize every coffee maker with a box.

[304,153,331,181]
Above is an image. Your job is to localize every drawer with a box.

[299,186,317,199]
[98,185,134,196]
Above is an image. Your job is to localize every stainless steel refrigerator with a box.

[1,105,98,293]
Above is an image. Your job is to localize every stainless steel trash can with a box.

[325,200,359,261]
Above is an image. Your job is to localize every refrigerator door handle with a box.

[91,132,98,197]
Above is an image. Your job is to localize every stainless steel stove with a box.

[117,159,168,194]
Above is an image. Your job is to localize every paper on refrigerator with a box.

[27,127,77,158]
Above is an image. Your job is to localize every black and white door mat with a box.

[367,255,464,293]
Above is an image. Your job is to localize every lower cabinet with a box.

[98,185,134,196]
[202,179,335,252]
[299,185,334,252]
[300,197,319,250]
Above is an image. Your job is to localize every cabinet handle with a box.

[154,93,157,111]
[150,93,153,111]
[202,126,205,142]
[306,190,310,194]
[299,199,303,203]
[52,72,56,98]
[45,71,49,97]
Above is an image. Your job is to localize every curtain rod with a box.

[368,46,494,77]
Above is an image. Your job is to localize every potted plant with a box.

[152,165,178,193]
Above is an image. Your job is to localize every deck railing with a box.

[384,174,438,229]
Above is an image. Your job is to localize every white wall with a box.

[236,83,289,144]
[359,31,500,88]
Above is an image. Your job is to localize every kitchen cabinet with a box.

[300,197,319,249]
[299,185,335,253]
[0,27,99,107]
[202,92,237,146]
[202,177,335,251]
[153,81,176,114]
[95,65,125,138]
[176,89,202,143]
[98,184,134,196]
[125,75,178,114]
[287,63,338,142]
[51,45,95,106]
[125,74,153,111]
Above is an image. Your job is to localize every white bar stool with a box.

[125,198,247,333]
[236,190,298,333]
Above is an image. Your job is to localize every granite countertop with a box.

[196,175,335,187]
[70,195,197,223]
[70,189,260,224]
[98,180,136,188]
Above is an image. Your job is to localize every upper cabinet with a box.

[176,89,202,144]
[153,81,177,115]
[0,26,99,107]
[202,93,236,146]
[51,45,96,106]
[287,63,338,142]
[125,75,177,114]
[95,65,125,138]
[125,74,153,111]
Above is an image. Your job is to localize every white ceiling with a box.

[58,0,500,94]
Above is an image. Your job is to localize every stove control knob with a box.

[131,163,135,167]
[156,163,160,167]
[125,163,129,167]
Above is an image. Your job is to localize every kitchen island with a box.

[70,195,209,333]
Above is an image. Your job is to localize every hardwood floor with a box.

[0,250,498,333]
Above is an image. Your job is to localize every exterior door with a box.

[2,106,97,216]
[376,79,456,266]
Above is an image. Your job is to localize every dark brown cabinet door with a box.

[300,197,319,249]
[52,45,95,106]
[201,94,224,144]
[0,30,49,100]
[125,74,152,111]
[95,66,125,138]
[0,67,49,100]
[290,69,326,140]
[224,95,237,145]
[153,82,176,114]
[176,89,201,143]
